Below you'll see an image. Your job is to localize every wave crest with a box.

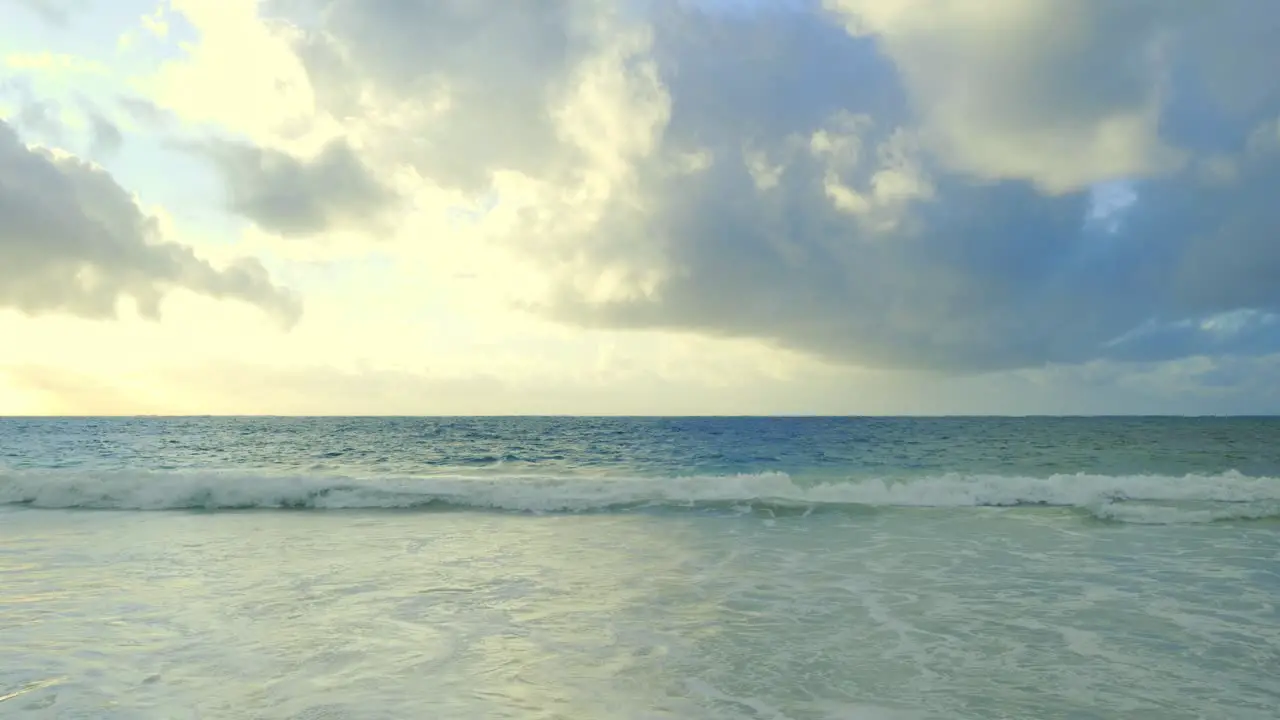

[1,469,1278,524]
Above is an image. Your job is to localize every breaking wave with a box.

[1,468,1278,524]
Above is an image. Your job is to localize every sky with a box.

[1,0,1279,416]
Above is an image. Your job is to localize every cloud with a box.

[13,97,65,141]
[87,112,123,157]
[1102,310,1280,363]
[150,0,1280,374]
[8,0,87,26]
[116,95,173,128]
[199,137,396,237]
[823,0,1190,193]
[276,0,615,192]
[1,79,66,142]
[0,119,301,325]
[3,71,124,158]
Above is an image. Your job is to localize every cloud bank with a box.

[138,0,1280,373]
[0,120,301,325]
[201,137,394,237]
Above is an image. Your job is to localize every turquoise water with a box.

[2,417,1279,718]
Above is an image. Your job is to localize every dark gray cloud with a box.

[530,2,1280,372]
[538,142,1109,372]
[200,137,395,237]
[0,120,301,325]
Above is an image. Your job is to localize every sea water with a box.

[1,416,1278,719]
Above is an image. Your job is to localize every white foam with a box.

[1088,499,1280,525]
[1,468,1278,523]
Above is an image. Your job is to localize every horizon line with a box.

[3,414,1278,420]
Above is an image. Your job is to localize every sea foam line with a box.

[1,468,1279,523]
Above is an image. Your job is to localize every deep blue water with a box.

[3,415,1279,480]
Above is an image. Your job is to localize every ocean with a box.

[1,416,1278,719]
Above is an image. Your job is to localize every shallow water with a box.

[2,417,1279,718]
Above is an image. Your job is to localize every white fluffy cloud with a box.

[824,0,1191,192]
